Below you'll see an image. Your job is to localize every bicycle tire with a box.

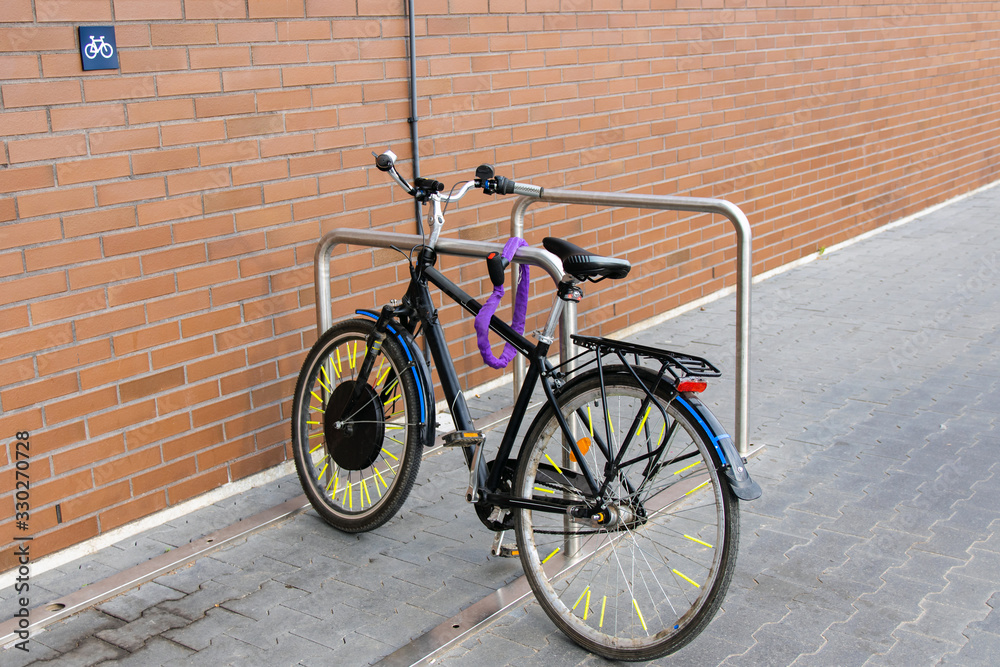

[514,366,739,661]
[291,318,422,533]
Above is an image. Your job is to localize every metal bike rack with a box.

[509,189,753,456]
[314,189,752,456]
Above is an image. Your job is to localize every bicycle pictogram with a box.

[83,35,114,59]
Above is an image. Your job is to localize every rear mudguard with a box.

[674,394,762,501]
[534,365,761,502]
[356,310,436,447]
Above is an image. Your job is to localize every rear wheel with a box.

[291,319,422,533]
[514,368,739,661]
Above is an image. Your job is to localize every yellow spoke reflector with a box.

[309,442,324,454]
[350,340,358,369]
[573,586,590,611]
[308,432,323,439]
[310,405,324,413]
[307,420,321,425]
[657,422,666,447]
[674,460,703,475]
[321,365,332,387]
[310,391,325,405]
[583,588,591,620]
[534,486,555,494]
[673,568,701,588]
[633,599,648,633]
[382,448,399,461]
[376,364,391,388]
[362,478,371,507]
[385,424,404,430]
[600,596,607,628]
[325,471,335,492]
[541,547,560,564]
[587,406,594,437]
[384,393,399,407]
[684,534,714,548]
[331,475,339,499]
[684,480,710,496]
[317,461,329,481]
[317,377,331,394]
[335,349,343,376]
[388,436,404,446]
[544,454,563,475]
[374,466,387,489]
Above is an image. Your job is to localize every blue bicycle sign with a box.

[78,26,119,71]
[84,35,114,59]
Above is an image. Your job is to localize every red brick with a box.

[195,433,254,468]
[64,207,135,238]
[157,379,219,414]
[90,127,160,155]
[107,275,174,307]
[218,22,276,43]
[0,25,76,52]
[53,434,125,476]
[101,491,169,532]
[51,105,125,132]
[69,256,141,290]
[138,195,203,225]
[112,321,180,355]
[79,354,150,391]
[0,217,61,251]
[0,357,34,385]
[57,155,131,185]
[133,147,198,175]
[151,24,218,46]
[161,120,225,146]
[0,109,48,136]
[0,271,66,307]
[147,291,211,322]
[150,336,215,370]
[156,71,222,96]
[142,244,207,275]
[31,288,107,324]
[83,76,156,102]
[168,467,229,504]
[17,185,93,218]
[1,372,79,411]
[103,226,172,257]
[126,99,194,124]
[0,54,40,79]
[37,339,112,377]
[230,444,286,481]
[45,386,116,424]
[2,80,81,108]
[133,457,197,496]
[185,0,246,19]
[97,177,167,206]
[88,400,158,438]
[8,134,88,163]
[168,168,231,195]
[113,0,182,20]
[194,93,255,118]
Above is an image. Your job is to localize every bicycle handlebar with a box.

[373,150,542,203]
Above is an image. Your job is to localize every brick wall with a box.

[2,0,999,568]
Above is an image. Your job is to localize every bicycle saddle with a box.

[542,237,631,281]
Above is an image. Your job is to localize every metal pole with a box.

[509,189,753,456]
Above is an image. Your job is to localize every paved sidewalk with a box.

[4,183,1000,666]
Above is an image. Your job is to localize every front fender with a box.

[356,310,436,447]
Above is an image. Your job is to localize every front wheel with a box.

[291,319,422,533]
[514,368,740,661]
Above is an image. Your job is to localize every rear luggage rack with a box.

[571,335,722,378]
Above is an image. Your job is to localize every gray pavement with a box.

[4,182,1000,666]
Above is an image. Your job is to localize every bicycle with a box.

[291,151,762,661]
[83,35,114,60]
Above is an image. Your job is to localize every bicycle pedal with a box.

[442,430,486,447]
[496,545,520,558]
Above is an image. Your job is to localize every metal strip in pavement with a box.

[374,571,535,667]
[0,494,311,648]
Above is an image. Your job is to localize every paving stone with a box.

[0,641,59,667]
[160,634,268,667]
[25,636,124,666]
[94,608,189,652]
[870,628,960,666]
[161,607,247,651]
[156,579,247,622]
[939,628,1000,665]
[156,557,241,595]
[95,636,193,666]
[96,581,186,622]
[32,608,124,653]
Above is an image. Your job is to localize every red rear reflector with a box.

[677,380,707,393]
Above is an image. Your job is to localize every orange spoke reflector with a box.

[676,379,708,393]
[570,437,592,463]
